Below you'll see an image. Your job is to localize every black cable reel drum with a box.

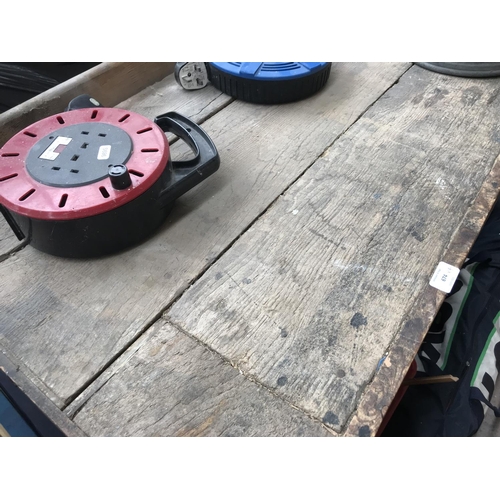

[0,95,220,258]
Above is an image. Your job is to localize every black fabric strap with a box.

[470,387,500,417]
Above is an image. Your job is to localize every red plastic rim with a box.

[0,107,169,220]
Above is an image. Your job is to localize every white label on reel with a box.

[39,136,72,161]
[98,145,111,160]
[429,261,460,293]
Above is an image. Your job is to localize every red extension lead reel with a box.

[0,95,220,258]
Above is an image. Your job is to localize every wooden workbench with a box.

[1,62,500,437]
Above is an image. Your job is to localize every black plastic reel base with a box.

[207,63,332,104]
[9,169,176,258]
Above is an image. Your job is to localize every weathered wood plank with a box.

[167,67,500,433]
[69,320,330,436]
[118,73,233,125]
[0,63,409,406]
[346,158,500,437]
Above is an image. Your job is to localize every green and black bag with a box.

[384,204,500,437]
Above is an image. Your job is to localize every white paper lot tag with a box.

[98,145,111,160]
[39,136,72,161]
[429,261,460,293]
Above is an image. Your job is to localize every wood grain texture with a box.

[70,320,330,436]
[0,221,22,259]
[118,73,233,126]
[346,156,500,436]
[0,63,409,406]
[168,66,500,433]
[0,63,174,148]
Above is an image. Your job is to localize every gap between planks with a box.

[64,64,413,421]
[68,317,338,436]
[0,240,28,263]
[166,317,337,436]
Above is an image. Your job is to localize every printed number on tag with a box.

[429,261,460,293]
